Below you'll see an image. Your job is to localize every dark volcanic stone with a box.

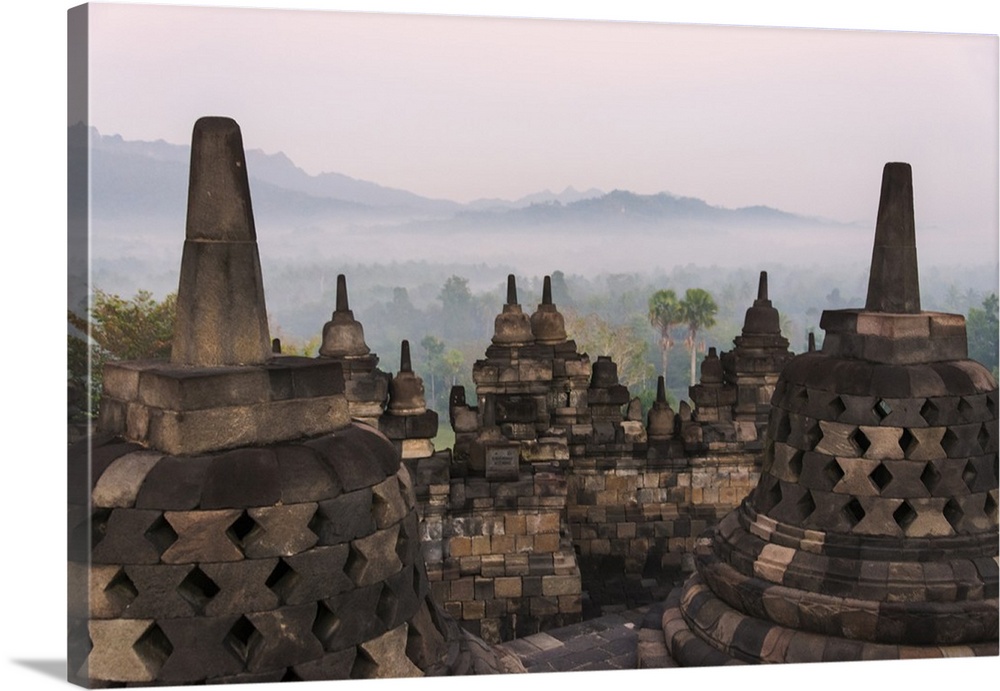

[135,455,212,510]
[201,448,281,509]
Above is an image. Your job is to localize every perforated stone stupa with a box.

[653,162,999,665]
[67,117,522,686]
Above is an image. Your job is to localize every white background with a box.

[1,2,997,690]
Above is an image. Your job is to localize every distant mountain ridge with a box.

[77,125,827,229]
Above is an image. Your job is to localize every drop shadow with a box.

[11,659,66,681]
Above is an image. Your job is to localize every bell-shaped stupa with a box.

[656,162,999,665]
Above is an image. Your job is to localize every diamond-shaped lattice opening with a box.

[90,508,112,549]
[958,397,974,417]
[793,491,817,523]
[350,647,378,680]
[376,582,400,628]
[844,498,866,527]
[144,514,178,555]
[225,615,258,663]
[962,460,979,491]
[395,526,413,564]
[978,424,991,453]
[869,463,893,493]
[227,511,259,547]
[265,559,298,601]
[312,601,340,649]
[920,462,942,494]
[943,499,964,532]
[987,394,998,417]
[898,428,915,458]
[803,419,824,451]
[940,429,961,457]
[985,493,998,523]
[133,622,173,674]
[104,568,139,609]
[282,669,303,682]
[788,450,804,480]
[850,428,871,456]
[824,458,846,490]
[774,411,792,444]
[177,566,220,614]
[920,399,940,426]
[795,386,810,405]
[757,478,783,514]
[828,395,847,420]
[873,399,893,422]
[893,501,917,532]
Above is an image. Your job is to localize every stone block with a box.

[274,444,341,504]
[315,584,385,651]
[121,564,202,618]
[86,619,169,683]
[291,648,357,682]
[371,475,408,529]
[161,509,246,564]
[155,615,246,683]
[401,438,436,459]
[198,448,281,509]
[92,451,164,509]
[276,544,353,603]
[91,508,167,565]
[132,454,210,511]
[542,575,581,596]
[347,524,403,586]
[243,503,319,557]
[312,488,376,545]
[197,559,281,616]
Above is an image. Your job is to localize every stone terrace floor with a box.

[497,601,673,673]
[497,558,684,673]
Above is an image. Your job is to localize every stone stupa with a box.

[67,116,522,686]
[653,162,999,665]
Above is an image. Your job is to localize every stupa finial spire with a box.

[865,162,920,313]
[506,274,518,305]
[170,116,271,366]
[757,271,769,302]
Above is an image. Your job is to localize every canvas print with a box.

[67,3,999,687]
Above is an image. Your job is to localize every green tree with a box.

[680,288,718,386]
[565,310,655,392]
[420,335,447,409]
[967,293,999,377]
[68,289,177,417]
[438,275,475,340]
[648,289,682,385]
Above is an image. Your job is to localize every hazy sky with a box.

[85,2,998,239]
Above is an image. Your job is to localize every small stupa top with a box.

[530,275,568,344]
[387,339,427,415]
[492,274,534,346]
[699,347,724,384]
[740,271,782,336]
[319,274,372,358]
[820,162,967,364]
[170,116,271,366]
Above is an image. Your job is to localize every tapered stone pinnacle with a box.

[170,116,271,366]
[757,271,768,302]
[542,275,553,305]
[656,376,667,403]
[336,274,350,312]
[808,331,816,352]
[506,275,518,305]
[865,162,920,313]
[400,340,412,373]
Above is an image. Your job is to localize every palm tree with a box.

[648,289,682,386]
[680,288,718,386]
